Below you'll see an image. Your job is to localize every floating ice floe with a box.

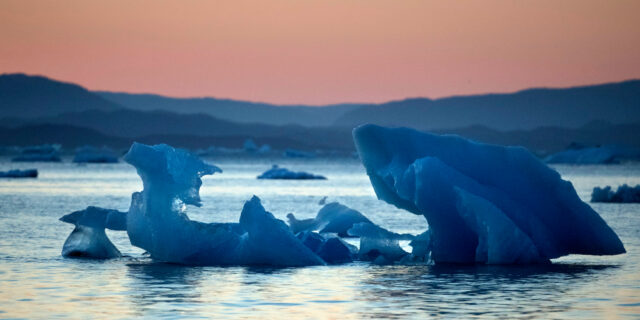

[257,165,326,180]
[0,169,37,178]
[59,206,127,259]
[353,124,626,264]
[243,139,258,153]
[591,184,640,203]
[73,146,119,163]
[12,144,61,162]
[287,202,372,236]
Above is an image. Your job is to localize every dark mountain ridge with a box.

[334,79,640,130]
[0,73,121,118]
[95,91,363,127]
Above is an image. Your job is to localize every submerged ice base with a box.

[353,124,626,264]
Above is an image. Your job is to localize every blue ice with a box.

[287,202,372,236]
[353,124,626,264]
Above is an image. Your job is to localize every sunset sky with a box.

[1,0,639,105]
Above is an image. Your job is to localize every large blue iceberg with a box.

[123,143,325,266]
[353,124,626,264]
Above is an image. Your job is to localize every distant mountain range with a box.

[97,80,640,130]
[334,80,640,130]
[95,91,362,127]
[0,74,121,118]
[0,73,638,154]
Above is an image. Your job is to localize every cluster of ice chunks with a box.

[352,124,625,264]
[12,144,61,162]
[591,184,640,203]
[287,202,372,236]
[58,141,412,265]
[257,164,326,180]
[59,143,363,266]
[59,123,627,266]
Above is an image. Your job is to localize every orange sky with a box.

[1,0,639,105]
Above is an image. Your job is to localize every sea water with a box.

[0,157,638,319]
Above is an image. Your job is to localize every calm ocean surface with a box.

[0,157,639,319]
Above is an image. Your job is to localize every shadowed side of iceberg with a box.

[352,124,625,264]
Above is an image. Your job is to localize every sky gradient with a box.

[1,0,639,105]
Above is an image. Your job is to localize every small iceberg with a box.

[283,149,316,158]
[0,169,37,178]
[73,146,119,163]
[12,144,61,162]
[59,206,127,259]
[257,165,326,180]
[243,139,258,153]
[353,124,625,264]
[288,202,372,236]
[591,184,640,203]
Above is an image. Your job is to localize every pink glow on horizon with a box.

[1,0,639,105]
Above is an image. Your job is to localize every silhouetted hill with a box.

[0,73,121,118]
[0,124,129,148]
[437,121,640,155]
[12,109,350,142]
[2,73,639,154]
[335,80,640,130]
[4,73,639,131]
[0,123,348,152]
[3,109,355,151]
[96,91,362,127]
[1,117,637,156]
